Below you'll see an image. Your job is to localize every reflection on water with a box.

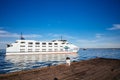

[6,54,78,62]
[4,53,78,73]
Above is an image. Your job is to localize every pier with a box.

[0,58,120,80]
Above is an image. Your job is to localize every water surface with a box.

[0,48,120,74]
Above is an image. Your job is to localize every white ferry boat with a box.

[6,34,79,55]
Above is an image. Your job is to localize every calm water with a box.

[0,48,120,74]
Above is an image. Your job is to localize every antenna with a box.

[60,36,62,41]
[20,32,25,40]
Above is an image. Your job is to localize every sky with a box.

[0,0,120,49]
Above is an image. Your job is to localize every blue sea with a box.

[0,48,120,74]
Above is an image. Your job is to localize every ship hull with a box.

[6,51,78,55]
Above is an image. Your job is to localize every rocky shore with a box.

[0,58,120,80]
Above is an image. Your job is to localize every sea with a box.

[0,48,120,74]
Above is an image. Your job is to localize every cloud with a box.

[0,30,9,34]
[107,24,120,30]
[76,34,120,48]
[24,34,42,38]
[76,39,100,48]
[76,39,120,48]
[48,33,60,37]
[48,33,76,39]
[0,41,7,44]
[96,34,104,38]
[76,39,97,43]
[76,33,104,45]
[0,30,42,38]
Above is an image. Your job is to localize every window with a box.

[54,49,58,51]
[42,49,46,52]
[7,44,13,47]
[66,43,69,44]
[35,49,39,52]
[54,43,58,45]
[42,43,46,45]
[60,49,63,51]
[35,42,40,44]
[20,49,25,52]
[35,42,40,47]
[20,49,25,50]
[28,45,32,47]
[62,43,65,44]
[54,46,58,47]
[7,44,10,48]
[21,42,25,43]
[28,49,32,52]
[42,46,46,47]
[35,51,39,52]
[35,49,39,50]
[28,42,33,44]
[48,49,52,52]
[49,46,52,47]
[20,45,25,47]
[48,43,52,45]
[35,46,40,47]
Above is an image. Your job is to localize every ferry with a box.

[6,34,79,55]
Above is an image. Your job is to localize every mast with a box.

[60,36,67,42]
[60,36,62,41]
[20,32,25,40]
